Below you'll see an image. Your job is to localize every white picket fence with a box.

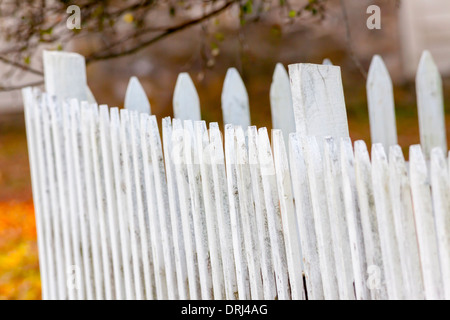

[21,50,449,300]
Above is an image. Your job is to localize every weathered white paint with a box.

[161,117,189,299]
[221,68,251,128]
[234,126,264,300]
[173,73,201,121]
[131,112,156,300]
[119,109,145,300]
[43,50,88,102]
[272,130,305,300]
[388,145,424,299]
[147,115,178,299]
[270,64,295,145]
[429,148,450,299]
[303,135,339,299]
[247,126,277,300]
[110,108,134,299]
[409,145,443,299]
[322,58,333,65]
[339,138,370,300]
[366,55,397,150]
[288,63,349,142]
[209,122,238,300]
[49,96,75,300]
[184,120,213,300]
[171,118,201,299]
[322,137,355,300]
[257,128,291,300]
[22,88,51,300]
[124,77,151,114]
[98,105,124,300]
[81,103,105,299]
[416,50,447,158]
[195,121,225,299]
[225,124,250,299]
[289,132,324,300]
[371,143,404,300]
[354,140,387,300]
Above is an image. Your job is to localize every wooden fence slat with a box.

[430,148,450,299]
[184,120,213,300]
[288,132,324,300]
[99,105,124,300]
[110,108,134,299]
[225,124,250,299]
[257,127,291,300]
[270,64,295,145]
[161,117,189,299]
[416,50,447,158]
[69,99,95,299]
[43,50,88,102]
[247,126,277,300]
[90,104,114,300]
[81,102,105,299]
[288,63,349,142]
[409,145,444,299]
[322,58,333,65]
[49,97,76,300]
[172,118,201,299]
[371,143,404,300]
[124,76,151,114]
[147,115,179,299]
[272,129,305,300]
[323,137,355,300]
[119,109,145,300]
[42,94,68,299]
[388,145,424,299]
[209,122,238,299]
[354,140,387,300]
[303,135,339,299]
[366,55,398,151]
[339,138,370,300]
[195,121,226,299]
[235,126,264,300]
[221,68,251,128]
[173,73,201,121]
[22,88,51,300]
[130,111,156,300]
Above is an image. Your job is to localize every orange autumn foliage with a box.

[0,201,41,300]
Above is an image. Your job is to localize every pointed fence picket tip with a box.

[366,54,397,150]
[416,50,447,158]
[43,50,88,102]
[221,67,251,129]
[322,58,333,65]
[288,63,349,144]
[173,72,201,121]
[270,63,295,146]
[124,76,151,114]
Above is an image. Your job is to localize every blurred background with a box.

[1,0,450,299]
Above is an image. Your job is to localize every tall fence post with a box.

[288,63,349,143]
[43,50,92,102]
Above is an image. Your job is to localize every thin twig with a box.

[340,0,367,79]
